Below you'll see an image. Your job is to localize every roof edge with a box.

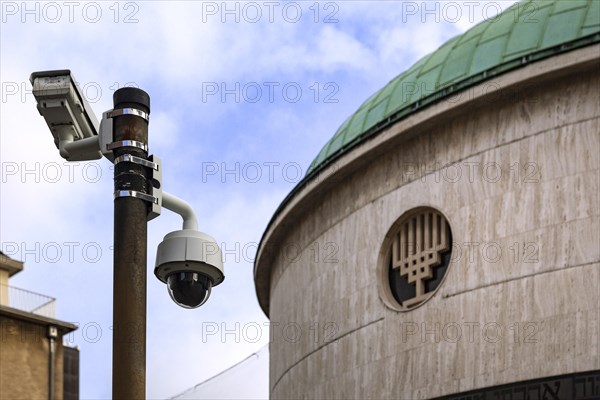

[0,305,78,333]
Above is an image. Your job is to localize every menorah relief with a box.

[390,209,451,308]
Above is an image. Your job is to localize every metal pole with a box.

[111,88,150,399]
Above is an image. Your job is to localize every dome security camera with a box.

[155,230,224,308]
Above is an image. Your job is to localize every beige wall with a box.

[259,46,600,399]
[0,315,66,400]
[0,256,23,307]
[0,272,9,306]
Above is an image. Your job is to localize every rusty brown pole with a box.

[111,88,150,399]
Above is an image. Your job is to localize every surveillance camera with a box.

[155,230,224,308]
[30,69,102,161]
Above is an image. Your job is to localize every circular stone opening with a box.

[379,207,453,311]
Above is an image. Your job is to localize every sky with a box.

[0,1,517,398]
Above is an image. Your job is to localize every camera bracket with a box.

[113,154,163,221]
[113,154,158,170]
[106,108,150,122]
[99,108,149,162]
[107,140,148,152]
[114,190,158,203]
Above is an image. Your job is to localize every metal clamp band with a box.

[106,140,148,152]
[114,190,158,204]
[114,154,159,170]
[107,108,149,122]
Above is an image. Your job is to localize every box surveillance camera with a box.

[30,70,100,159]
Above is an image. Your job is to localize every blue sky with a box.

[0,1,517,398]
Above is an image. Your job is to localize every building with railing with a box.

[0,283,57,319]
[0,251,79,399]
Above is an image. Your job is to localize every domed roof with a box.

[308,0,600,174]
[255,0,600,317]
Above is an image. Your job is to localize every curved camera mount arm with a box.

[162,191,198,231]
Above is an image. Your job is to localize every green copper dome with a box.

[308,0,600,174]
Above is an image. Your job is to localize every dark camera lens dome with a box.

[167,272,212,309]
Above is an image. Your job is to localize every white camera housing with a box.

[30,69,102,161]
[155,230,225,308]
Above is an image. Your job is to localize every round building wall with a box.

[255,45,599,399]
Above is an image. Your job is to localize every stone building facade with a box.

[254,1,600,398]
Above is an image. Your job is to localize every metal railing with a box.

[0,283,56,319]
